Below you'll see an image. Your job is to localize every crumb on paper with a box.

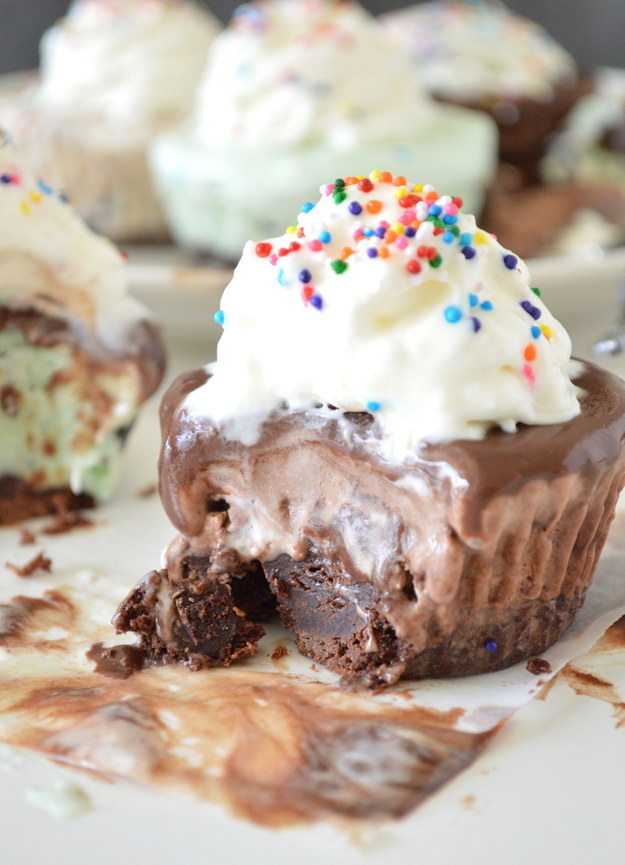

[24,781,92,820]
[271,644,288,661]
[18,527,36,545]
[5,552,53,578]
[137,483,158,499]
[41,510,94,536]
[526,657,552,676]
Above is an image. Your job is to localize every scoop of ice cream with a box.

[380,1,577,103]
[0,131,150,349]
[187,171,580,457]
[192,0,439,147]
[38,0,219,127]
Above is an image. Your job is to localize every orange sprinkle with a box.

[366,200,383,214]
[379,171,392,183]
[341,246,354,259]
[425,190,439,200]
[524,344,537,362]
[384,230,397,244]
[377,245,390,259]
[344,176,359,185]
[393,175,407,186]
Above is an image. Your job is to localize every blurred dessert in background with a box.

[380,0,587,184]
[0,131,166,523]
[150,0,497,262]
[0,0,220,242]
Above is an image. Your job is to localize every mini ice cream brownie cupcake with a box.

[0,132,166,523]
[150,0,497,261]
[115,170,625,686]
[381,0,587,183]
[0,0,219,242]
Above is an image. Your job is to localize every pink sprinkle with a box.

[309,239,323,252]
[323,184,335,196]
[395,236,409,250]
[379,220,390,229]
[444,203,458,216]
[400,210,415,225]
[269,254,278,265]
[353,228,364,241]
[523,363,535,385]
[10,173,20,184]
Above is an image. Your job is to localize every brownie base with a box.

[114,557,275,671]
[263,554,584,686]
[0,474,94,525]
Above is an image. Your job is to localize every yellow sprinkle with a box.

[356,175,365,180]
[20,201,31,215]
[394,187,409,199]
[474,231,489,245]
[370,170,382,180]
[29,190,43,204]
[413,183,424,193]
[390,221,406,235]
[541,324,553,339]
[285,225,298,234]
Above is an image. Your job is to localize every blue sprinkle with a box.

[310,294,323,310]
[348,201,362,215]
[459,232,474,246]
[428,203,442,216]
[213,310,225,326]
[363,227,374,237]
[503,253,518,270]
[277,268,288,286]
[484,640,498,653]
[0,173,11,184]
[444,305,462,323]
[480,300,494,311]
[468,293,479,307]
[366,400,381,412]
[374,227,386,238]
[443,214,458,225]
[520,300,542,320]
[318,230,331,244]
[298,269,312,284]
[37,178,53,195]
[404,226,416,238]
[367,247,378,258]
[442,231,455,243]
[471,316,481,333]
[301,202,315,213]
[461,246,476,260]
[531,325,541,339]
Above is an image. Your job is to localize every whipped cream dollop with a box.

[187,170,580,457]
[38,0,219,126]
[192,0,438,147]
[0,132,150,348]
[381,1,577,102]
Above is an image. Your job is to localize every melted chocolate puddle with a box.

[540,615,625,728]
[0,586,497,827]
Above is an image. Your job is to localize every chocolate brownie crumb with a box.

[0,385,21,417]
[87,642,146,679]
[526,657,552,676]
[137,483,158,499]
[18,527,36,545]
[6,551,53,578]
[272,644,288,661]
[41,509,94,535]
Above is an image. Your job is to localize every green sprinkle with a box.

[429,254,443,268]
[333,189,347,204]
[531,286,541,297]
[331,260,349,274]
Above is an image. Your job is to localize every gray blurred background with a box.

[0,0,623,74]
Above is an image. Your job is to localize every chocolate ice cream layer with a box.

[116,361,625,686]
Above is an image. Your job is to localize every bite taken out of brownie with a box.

[115,172,625,687]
